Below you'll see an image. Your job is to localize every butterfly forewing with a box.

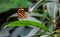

[18,6,26,19]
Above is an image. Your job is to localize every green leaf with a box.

[8,20,50,32]
[30,13,49,20]
[47,2,58,18]
[0,0,9,4]
[0,3,17,12]
[10,0,31,8]
[0,0,31,12]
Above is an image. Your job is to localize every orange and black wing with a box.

[18,7,26,19]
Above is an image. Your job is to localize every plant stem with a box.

[53,3,57,31]
[29,0,43,12]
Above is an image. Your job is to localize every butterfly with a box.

[18,6,26,19]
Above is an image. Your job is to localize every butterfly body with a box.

[18,6,26,19]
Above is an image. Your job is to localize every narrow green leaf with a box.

[30,13,49,20]
[8,20,50,32]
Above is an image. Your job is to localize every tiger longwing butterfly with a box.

[18,6,26,19]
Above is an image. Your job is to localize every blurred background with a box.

[0,0,60,37]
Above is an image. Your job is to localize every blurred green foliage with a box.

[0,0,31,13]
